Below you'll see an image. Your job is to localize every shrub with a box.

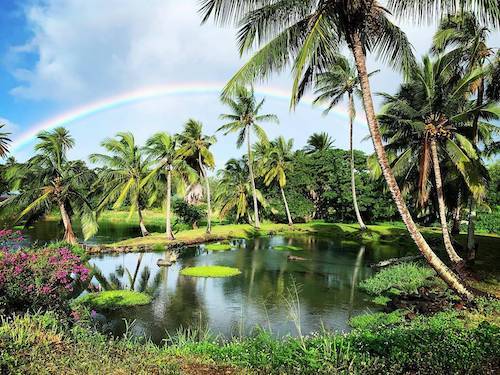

[360,263,439,296]
[173,199,204,229]
[0,246,90,314]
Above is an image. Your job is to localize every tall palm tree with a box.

[258,136,294,225]
[304,132,335,154]
[0,124,11,158]
[313,56,378,230]
[432,11,496,260]
[199,0,500,299]
[177,119,216,234]
[378,55,497,269]
[218,85,279,228]
[215,158,266,223]
[90,132,150,237]
[3,128,96,244]
[144,132,196,240]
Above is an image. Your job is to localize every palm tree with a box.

[144,132,196,240]
[0,124,11,158]
[199,0,500,299]
[378,55,497,269]
[215,158,266,223]
[177,119,216,234]
[4,128,96,244]
[258,137,294,225]
[432,11,496,260]
[304,132,335,154]
[313,56,378,230]
[90,132,150,237]
[218,85,279,228]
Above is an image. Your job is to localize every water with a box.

[87,235,411,344]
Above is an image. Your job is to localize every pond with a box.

[87,235,412,344]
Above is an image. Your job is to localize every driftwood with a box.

[370,255,423,268]
[287,255,307,261]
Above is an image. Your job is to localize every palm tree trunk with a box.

[430,139,464,267]
[246,126,260,228]
[349,32,472,300]
[349,92,367,231]
[198,155,211,234]
[466,78,484,260]
[451,191,461,235]
[280,186,293,225]
[137,202,149,237]
[166,166,174,240]
[60,202,77,244]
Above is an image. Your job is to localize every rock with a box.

[287,255,307,261]
[157,259,172,267]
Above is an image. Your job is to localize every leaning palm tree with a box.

[313,56,378,230]
[144,132,196,240]
[257,137,294,225]
[0,124,11,158]
[177,119,216,234]
[304,132,335,154]
[199,0,500,299]
[90,132,150,237]
[3,128,96,244]
[218,85,279,228]
[378,55,498,269]
[215,158,266,223]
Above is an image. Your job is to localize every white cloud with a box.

[11,0,241,102]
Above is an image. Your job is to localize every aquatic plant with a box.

[273,245,303,251]
[180,266,241,278]
[76,290,152,310]
[205,243,232,251]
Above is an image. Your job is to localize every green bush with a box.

[173,199,205,229]
[475,208,500,234]
[360,263,439,296]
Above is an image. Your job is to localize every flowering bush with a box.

[0,243,90,314]
[0,229,24,252]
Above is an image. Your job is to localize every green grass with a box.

[273,245,303,251]
[360,263,441,296]
[180,266,241,278]
[205,243,233,251]
[75,290,152,310]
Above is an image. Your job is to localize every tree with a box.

[4,128,96,244]
[218,85,279,228]
[378,55,498,269]
[432,11,497,260]
[313,56,378,230]
[304,132,334,154]
[177,119,216,234]
[90,132,151,237]
[0,124,11,158]
[215,158,266,223]
[257,136,294,225]
[200,0,500,299]
[144,132,196,240]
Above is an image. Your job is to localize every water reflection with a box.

[88,235,411,344]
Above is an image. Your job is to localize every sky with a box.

[1,0,499,169]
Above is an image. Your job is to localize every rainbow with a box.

[10,82,362,152]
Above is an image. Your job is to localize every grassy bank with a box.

[1,307,498,375]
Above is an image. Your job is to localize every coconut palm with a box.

[177,119,216,234]
[199,0,500,299]
[215,158,266,223]
[218,85,279,228]
[432,11,497,259]
[378,55,498,269]
[258,136,294,225]
[0,124,11,158]
[90,132,151,237]
[304,132,335,154]
[3,128,96,244]
[313,56,378,230]
[144,132,196,240]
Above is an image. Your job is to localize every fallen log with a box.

[370,255,423,268]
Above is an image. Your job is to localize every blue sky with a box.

[1,0,499,168]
